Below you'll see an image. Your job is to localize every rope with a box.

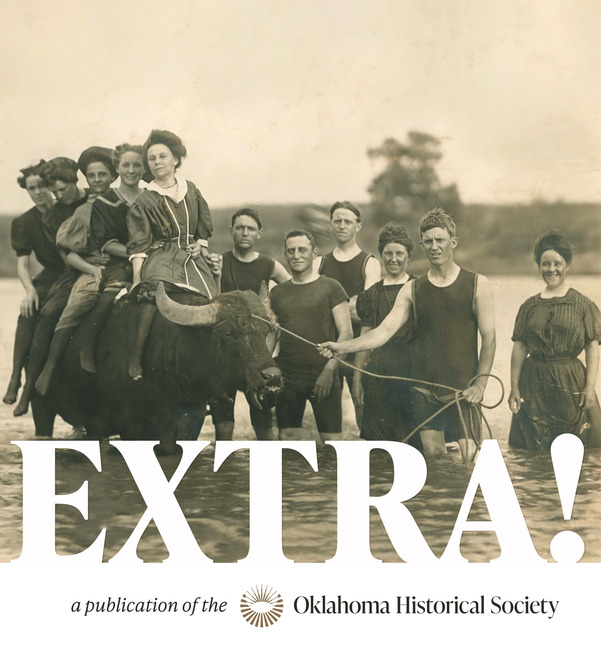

[252,314,505,461]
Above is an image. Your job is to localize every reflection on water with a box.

[0,277,600,563]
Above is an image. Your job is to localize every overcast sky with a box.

[0,0,598,214]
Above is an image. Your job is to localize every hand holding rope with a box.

[252,314,505,461]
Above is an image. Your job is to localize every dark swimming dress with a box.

[11,205,65,303]
[356,278,417,443]
[509,288,601,450]
[89,188,137,292]
[127,178,218,301]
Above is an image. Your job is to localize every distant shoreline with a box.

[1,201,599,278]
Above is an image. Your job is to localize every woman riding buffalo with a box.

[35,143,147,389]
[508,231,601,449]
[78,143,146,372]
[13,156,89,417]
[3,160,55,405]
[126,129,219,380]
[34,147,118,396]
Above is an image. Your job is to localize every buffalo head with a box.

[155,282,281,409]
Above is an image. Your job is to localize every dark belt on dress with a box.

[529,354,576,364]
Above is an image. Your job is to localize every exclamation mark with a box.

[549,433,585,563]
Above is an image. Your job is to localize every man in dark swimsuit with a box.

[319,208,496,459]
[316,201,381,426]
[271,229,353,441]
[211,207,289,440]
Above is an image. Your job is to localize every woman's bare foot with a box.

[13,397,29,416]
[3,380,20,404]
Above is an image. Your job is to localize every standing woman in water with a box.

[126,129,219,380]
[508,231,601,449]
[3,161,55,404]
[352,223,418,444]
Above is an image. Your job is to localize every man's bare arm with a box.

[352,325,372,408]
[363,256,382,290]
[318,281,413,357]
[349,257,382,323]
[270,260,291,284]
[313,301,353,402]
[463,275,496,404]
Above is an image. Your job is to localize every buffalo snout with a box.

[260,365,282,387]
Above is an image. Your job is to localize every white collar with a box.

[147,175,188,204]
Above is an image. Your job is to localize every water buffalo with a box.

[30,283,282,452]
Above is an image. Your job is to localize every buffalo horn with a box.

[155,282,220,327]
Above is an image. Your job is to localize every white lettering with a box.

[326,442,436,563]
[109,441,212,564]
[440,440,546,563]
[214,441,318,563]
[12,441,106,563]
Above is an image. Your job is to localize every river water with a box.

[0,276,599,563]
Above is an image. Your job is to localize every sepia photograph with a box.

[0,0,599,643]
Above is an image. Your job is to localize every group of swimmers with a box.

[3,129,601,456]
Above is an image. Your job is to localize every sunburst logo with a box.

[240,585,283,627]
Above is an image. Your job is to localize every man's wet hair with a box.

[284,229,316,250]
[231,207,262,230]
[419,207,457,238]
[329,200,361,222]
